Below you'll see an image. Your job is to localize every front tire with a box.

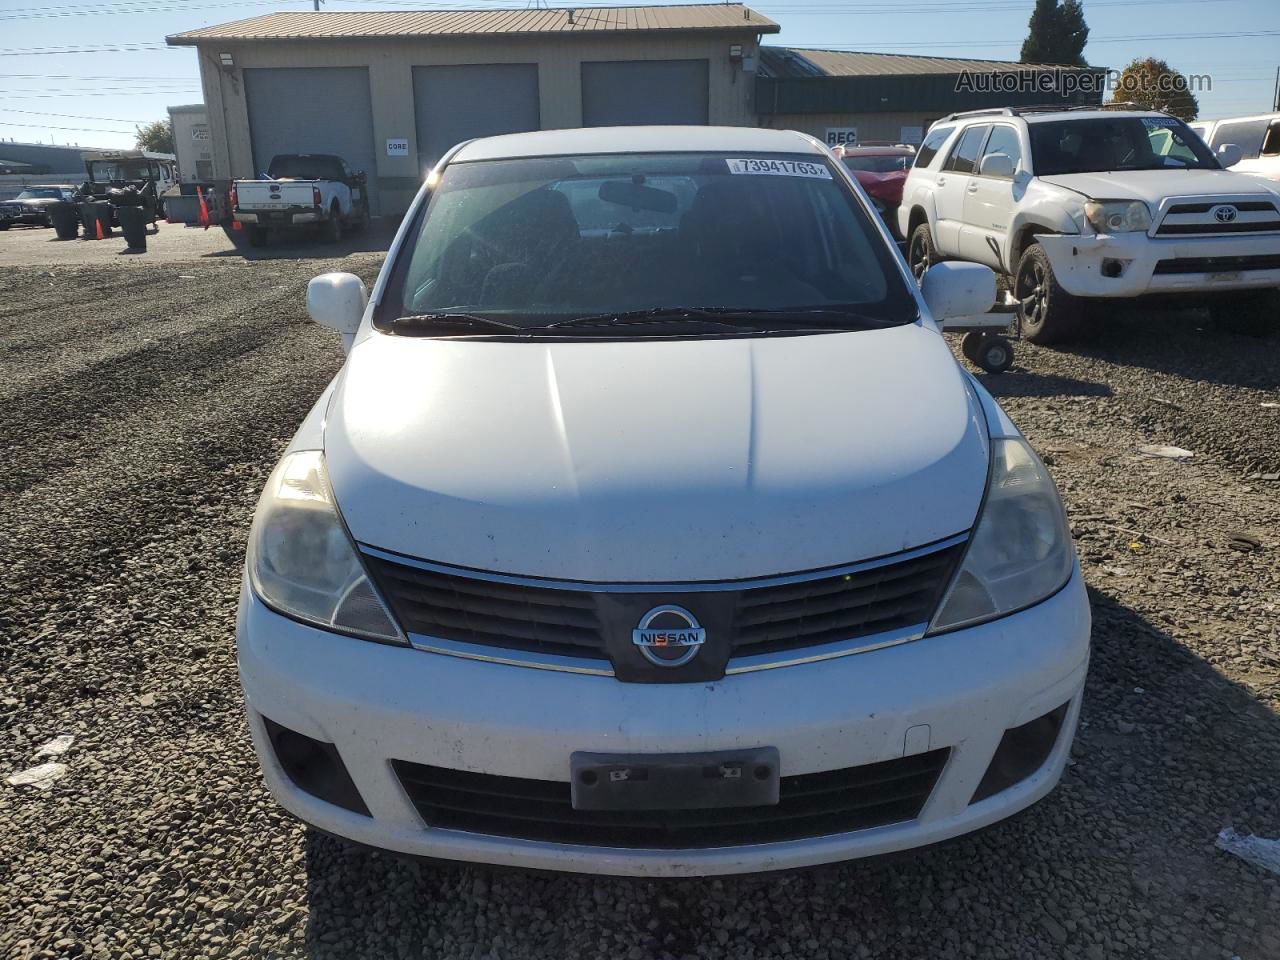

[907,222,939,283]
[1208,289,1279,338]
[1014,243,1086,344]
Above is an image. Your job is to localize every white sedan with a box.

[238,125,1091,876]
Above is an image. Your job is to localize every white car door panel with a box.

[934,124,989,255]
[959,125,1024,269]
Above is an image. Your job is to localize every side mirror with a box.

[920,261,996,321]
[1217,143,1243,168]
[307,273,367,349]
[979,152,1015,179]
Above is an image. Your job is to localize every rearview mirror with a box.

[919,261,996,321]
[307,272,367,350]
[598,180,678,214]
[979,152,1015,179]
[1216,143,1243,168]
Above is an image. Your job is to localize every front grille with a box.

[733,546,960,654]
[362,556,607,660]
[393,749,949,848]
[365,541,963,665]
[1153,253,1280,274]
[1156,199,1280,236]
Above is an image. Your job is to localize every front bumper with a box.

[1038,231,1280,297]
[237,569,1091,877]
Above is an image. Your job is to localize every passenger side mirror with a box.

[919,262,996,321]
[1216,143,1243,168]
[307,272,367,349]
[979,152,1015,179]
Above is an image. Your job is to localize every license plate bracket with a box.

[570,747,780,811]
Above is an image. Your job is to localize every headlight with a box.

[1084,200,1151,234]
[247,450,405,644]
[928,438,1074,633]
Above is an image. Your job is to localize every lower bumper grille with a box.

[393,749,949,849]
[1153,254,1280,275]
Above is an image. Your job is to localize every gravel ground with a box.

[1,262,1278,960]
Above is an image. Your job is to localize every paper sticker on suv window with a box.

[726,158,832,179]
[1142,117,1181,128]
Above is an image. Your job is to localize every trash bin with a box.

[80,202,112,240]
[49,202,79,241]
[116,205,148,251]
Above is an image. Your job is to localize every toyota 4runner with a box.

[899,106,1280,341]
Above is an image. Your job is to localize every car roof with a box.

[451,125,824,162]
[1020,110,1170,123]
[840,146,914,155]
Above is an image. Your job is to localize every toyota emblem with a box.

[632,605,706,667]
[1213,204,1239,224]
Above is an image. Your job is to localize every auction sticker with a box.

[1141,117,1181,128]
[726,158,832,179]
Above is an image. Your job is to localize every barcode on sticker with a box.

[726,158,832,179]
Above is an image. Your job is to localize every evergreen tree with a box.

[1021,0,1090,66]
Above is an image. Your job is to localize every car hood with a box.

[1038,168,1280,205]
[324,324,989,582]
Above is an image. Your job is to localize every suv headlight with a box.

[247,450,405,644]
[1084,200,1151,234]
[928,438,1075,633]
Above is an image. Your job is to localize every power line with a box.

[0,73,196,81]
[0,1,284,22]
[0,118,143,134]
[0,107,151,123]
[0,42,175,56]
[790,30,1280,50]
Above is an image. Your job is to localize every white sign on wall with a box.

[825,127,858,147]
[191,124,210,141]
[385,138,409,157]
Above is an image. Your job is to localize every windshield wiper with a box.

[390,312,530,335]
[545,306,899,332]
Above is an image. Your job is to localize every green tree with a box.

[134,119,174,154]
[1108,58,1200,120]
[1020,0,1090,66]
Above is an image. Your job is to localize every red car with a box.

[833,145,915,238]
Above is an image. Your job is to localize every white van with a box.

[1191,112,1280,182]
[237,126,1091,876]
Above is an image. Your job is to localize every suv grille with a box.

[393,749,949,848]
[1155,199,1280,236]
[364,541,962,665]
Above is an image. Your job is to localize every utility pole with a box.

[313,0,322,10]
[1273,65,1279,111]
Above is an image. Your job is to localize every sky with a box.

[1,0,1277,151]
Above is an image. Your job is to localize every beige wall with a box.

[194,32,763,214]
[760,111,943,147]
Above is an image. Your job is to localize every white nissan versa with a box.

[238,126,1091,877]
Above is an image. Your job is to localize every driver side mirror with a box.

[920,261,996,321]
[1216,143,1243,168]
[979,152,1015,179]
[307,272,367,352]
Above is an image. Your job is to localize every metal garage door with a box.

[581,60,709,127]
[243,66,379,211]
[413,64,540,169]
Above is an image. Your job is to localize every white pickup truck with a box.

[899,107,1280,342]
[232,153,370,247]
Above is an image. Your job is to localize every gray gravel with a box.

[1,262,1278,960]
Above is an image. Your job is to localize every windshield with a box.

[381,151,915,335]
[1030,117,1219,175]
[88,160,153,181]
[268,155,345,180]
[842,155,911,173]
[15,188,66,200]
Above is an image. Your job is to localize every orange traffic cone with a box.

[94,213,105,240]
[197,186,210,230]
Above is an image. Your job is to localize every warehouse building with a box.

[167,4,779,215]
[756,47,1106,147]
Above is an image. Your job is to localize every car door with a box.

[932,124,988,256]
[959,124,1023,269]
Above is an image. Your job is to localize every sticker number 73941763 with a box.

[726,158,833,179]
